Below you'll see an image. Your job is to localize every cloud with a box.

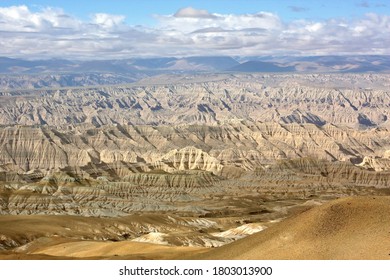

[0,5,388,59]
[0,5,80,32]
[92,13,125,29]
[159,11,283,33]
[174,7,217,19]
[288,6,309,12]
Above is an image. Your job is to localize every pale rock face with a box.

[211,223,266,240]
[383,150,390,158]
[157,147,224,174]
[1,122,390,174]
[357,156,390,171]
[132,232,169,245]
[100,150,138,164]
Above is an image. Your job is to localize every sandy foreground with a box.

[196,196,390,260]
[0,196,389,260]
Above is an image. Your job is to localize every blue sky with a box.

[0,1,389,58]
[8,0,389,23]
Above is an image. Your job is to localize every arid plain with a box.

[1,73,390,259]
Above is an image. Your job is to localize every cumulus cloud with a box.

[92,13,125,28]
[0,5,79,32]
[0,5,157,58]
[158,11,283,35]
[174,7,217,19]
[0,5,388,59]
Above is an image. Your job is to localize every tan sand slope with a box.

[31,240,209,259]
[197,196,390,260]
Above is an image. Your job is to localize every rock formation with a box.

[1,74,389,128]
[1,73,390,259]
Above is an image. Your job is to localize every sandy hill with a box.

[30,240,208,260]
[196,196,390,260]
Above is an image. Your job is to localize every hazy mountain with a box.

[183,56,239,70]
[228,61,295,72]
[0,56,239,74]
[1,55,389,76]
[247,55,390,73]
[1,55,389,90]
[130,57,177,69]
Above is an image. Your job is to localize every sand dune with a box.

[196,196,390,260]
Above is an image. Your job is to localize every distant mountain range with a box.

[1,55,389,75]
[0,56,239,74]
[228,61,295,72]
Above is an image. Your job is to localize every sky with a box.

[0,0,389,59]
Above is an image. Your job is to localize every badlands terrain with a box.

[1,73,390,259]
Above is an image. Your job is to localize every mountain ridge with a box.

[1,55,389,75]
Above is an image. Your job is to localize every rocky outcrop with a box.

[156,147,223,174]
[357,156,390,171]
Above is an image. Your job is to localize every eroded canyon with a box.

[1,73,390,259]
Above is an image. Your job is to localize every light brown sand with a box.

[195,196,390,260]
[1,196,389,260]
[31,240,209,259]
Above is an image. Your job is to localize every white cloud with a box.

[92,13,125,29]
[0,5,388,59]
[174,7,217,19]
[0,5,82,32]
